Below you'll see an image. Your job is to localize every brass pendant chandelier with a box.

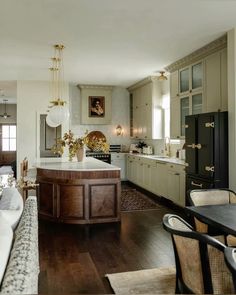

[46,44,69,127]
[0,99,11,119]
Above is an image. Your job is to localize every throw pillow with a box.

[0,216,13,285]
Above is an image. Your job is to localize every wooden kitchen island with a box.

[36,157,121,224]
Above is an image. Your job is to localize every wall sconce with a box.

[116,125,123,136]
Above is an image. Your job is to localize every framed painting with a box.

[78,85,113,125]
[89,96,105,117]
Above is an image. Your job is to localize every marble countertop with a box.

[34,157,120,171]
[127,153,186,166]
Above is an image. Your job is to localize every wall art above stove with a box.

[77,84,113,125]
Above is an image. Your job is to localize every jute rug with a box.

[121,188,162,211]
[106,266,176,294]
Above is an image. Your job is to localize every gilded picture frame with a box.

[89,96,105,117]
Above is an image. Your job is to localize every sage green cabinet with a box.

[126,155,185,207]
[170,70,179,99]
[155,161,168,197]
[179,62,203,95]
[128,77,164,140]
[204,48,227,112]
[170,62,203,138]
[170,47,227,138]
[167,163,186,206]
[170,97,180,138]
[111,153,127,180]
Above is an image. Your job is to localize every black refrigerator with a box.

[185,111,228,200]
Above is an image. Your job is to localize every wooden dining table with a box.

[185,204,236,236]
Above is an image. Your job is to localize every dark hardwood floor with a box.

[38,190,179,294]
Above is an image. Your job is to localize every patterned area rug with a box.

[121,188,161,211]
[106,266,176,294]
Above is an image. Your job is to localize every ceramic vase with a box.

[76,147,85,162]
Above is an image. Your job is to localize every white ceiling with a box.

[0,0,236,96]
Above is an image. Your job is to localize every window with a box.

[2,125,16,151]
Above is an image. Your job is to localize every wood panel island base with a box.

[36,158,121,224]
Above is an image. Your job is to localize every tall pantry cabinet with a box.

[128,76,166,140]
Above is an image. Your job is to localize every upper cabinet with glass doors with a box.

[179,62,203,95]
[170,62,204,138]
[179,62,203,136]
[169,36,228,139]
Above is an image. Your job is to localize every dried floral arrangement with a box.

[52,130,110,161]
[52,130,89,161]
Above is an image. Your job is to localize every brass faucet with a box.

[164,137,171,157]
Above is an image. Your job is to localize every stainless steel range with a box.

[86,151,111,164]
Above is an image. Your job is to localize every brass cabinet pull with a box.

[195,143,202,150]
[187,144,195,149]
[205,122,215,128]
[205,166,214,172]
[187,143,202,149]
[175,173,180,176]
[191,181,203,188]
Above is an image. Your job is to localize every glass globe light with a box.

[48,105,69,125]
[46,114,60,127]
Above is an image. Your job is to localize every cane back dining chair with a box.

[224,247,236,291]
[163,214,235,294]
[187,188,236,246]
[19,157,38,202]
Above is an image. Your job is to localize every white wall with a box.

[17,81,69,174]
[69,85,131,151]
[227,29,236,191]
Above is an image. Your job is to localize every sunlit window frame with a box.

[2,124,16,152]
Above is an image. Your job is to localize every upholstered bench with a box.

[0,192,39,294]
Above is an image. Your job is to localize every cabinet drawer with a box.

[140,158,156,166]
[127,155,138,161]
[167,163,185,174]
[111,153,126,160]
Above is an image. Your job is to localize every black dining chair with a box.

[187,188,236,246]
[163,213,234,294]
